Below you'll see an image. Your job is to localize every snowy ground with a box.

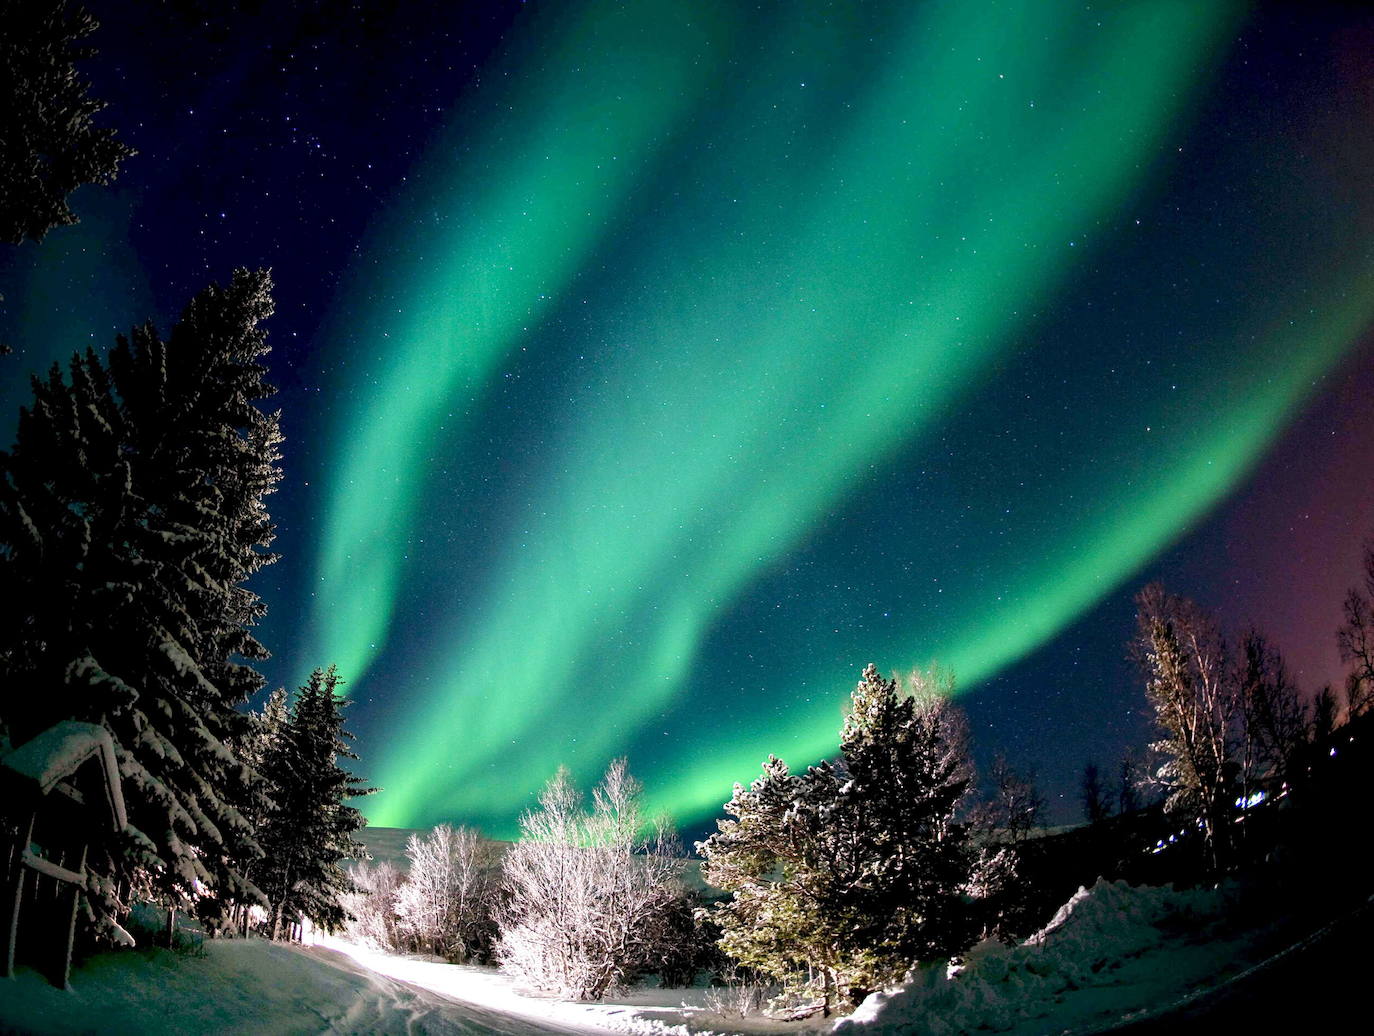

[311,934,813,1036]
[0,879,1339,1035]
[0,935,618,1035]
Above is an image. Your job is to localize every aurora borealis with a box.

[4,1,1374,837]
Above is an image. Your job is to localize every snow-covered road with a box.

[0,937,608,1035]
[298,941,606,1034]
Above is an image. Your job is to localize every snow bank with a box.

[834,879,1224,1036]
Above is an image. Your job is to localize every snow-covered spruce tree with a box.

[0,269,279,937]
[255,665,371,940]
[221,685,290,935]
[497,759,686,1000]
[698,664,975,1014]
[396,823,495,962]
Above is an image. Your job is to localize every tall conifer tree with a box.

[0,269,279,935]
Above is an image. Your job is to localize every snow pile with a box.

[834,879,1224,1036]
[1023,876,1221,975]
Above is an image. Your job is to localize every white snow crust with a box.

[3,720,112,792]
[834,878,1238,1035]
[0,876,1285,1036]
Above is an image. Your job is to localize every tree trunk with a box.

[271,858,293,941]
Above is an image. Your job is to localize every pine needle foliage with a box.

[255,664,372,939]
[698,663,975,1013]
[0,270,279,935]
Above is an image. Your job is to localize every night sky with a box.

[3,0,1373,840]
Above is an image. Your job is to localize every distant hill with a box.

[350,827,713,892]
[346,827,508,873]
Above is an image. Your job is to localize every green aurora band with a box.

[306,0,733,687]
[304,0,1374,833]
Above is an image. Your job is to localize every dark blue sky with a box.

[3,1,1373,835]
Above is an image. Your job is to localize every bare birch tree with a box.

[1133,583,1238,869]
[341,860,404,951]
[1236,630,1308,793]
[1337,540,1374,718]
[396,824,495,962]
[497,759,685,1000]
[975,753,1046,844]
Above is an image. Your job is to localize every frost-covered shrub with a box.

[395,824,496,962]
[340,861,404,951]
[702,964,779,1018]
[497,760,686,1000]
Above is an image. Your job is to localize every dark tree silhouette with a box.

[1337,540,1374,718]
[1080,760,1110,824]
[1236,629,1307,791]
[0,0,135,244]
[1117,751,1143,815]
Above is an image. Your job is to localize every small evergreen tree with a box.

[965,844,1022,942]
[699,664,975,1014]
[256,665,372,940]
[0,0,135,243]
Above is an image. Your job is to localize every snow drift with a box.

[835,878,1225,1035]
